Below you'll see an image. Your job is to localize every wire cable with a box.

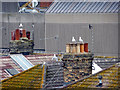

[40,35,59,40]
[43,66,62,89]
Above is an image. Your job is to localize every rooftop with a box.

[62,63,120,89]
[46,2,119,13]
[1,64,43,89]
[0,54,53,80]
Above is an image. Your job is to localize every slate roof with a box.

[46,2,119,13]
[1,60,64,89]
[0,53,119,89]
[0,54,53,81]
[1,64,43,89]
[62,63,120,89]
[94,57,118,69]
[25,55,53,65]
[0,56,23,81]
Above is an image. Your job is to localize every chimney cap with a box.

[72,36,76,42]
[19,23,23,28]
[79,37,84,43]
[19,23,23,30]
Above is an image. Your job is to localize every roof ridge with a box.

[62,63,118,88]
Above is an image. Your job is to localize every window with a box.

[10,54,34,71]
[5,69,20,76]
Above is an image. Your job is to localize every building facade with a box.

[45,2,119,56]
[0,1,119,56]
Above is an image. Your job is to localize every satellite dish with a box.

[32,0,38,8]
[18,0,39,13]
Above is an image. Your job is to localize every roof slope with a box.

[25,54,53,65]
[0,54,53,80]
[94,57,118,69]
[63,63,120,89]
[0,56,23,81]
[1,64,43,89]
[46,2,119,13]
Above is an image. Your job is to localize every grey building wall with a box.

[0,14,2,48]
[1,13,45,50]
[45,13,118,56]
[0,12,119,56]
[2,2,18,12]
[0,1,2,12]
[118,13,120,58]
[0,1,2,48]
